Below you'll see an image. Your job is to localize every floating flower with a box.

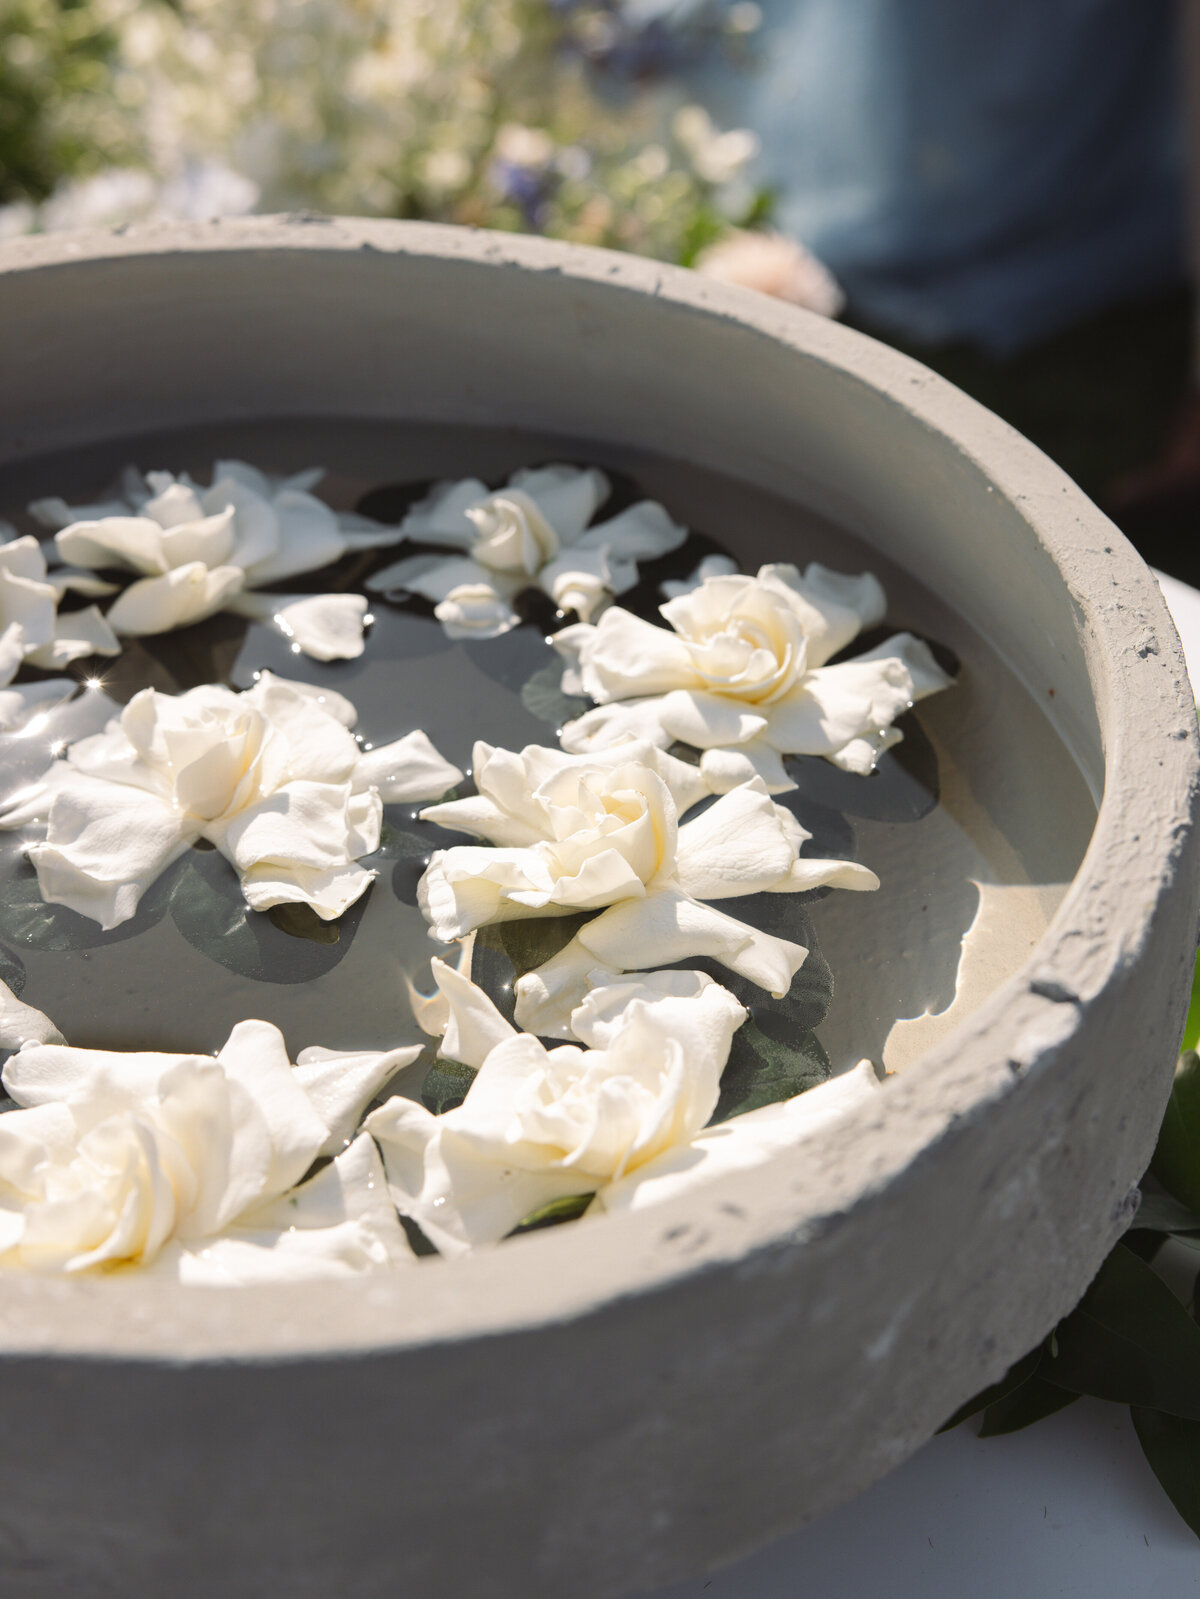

[366,962,747,1254]
[0,672,463,930]
[0,1018,420,1281]
[417,739,876,1030]
[554,561,953,791]
[695,230,846,319]
[366,464,688,640]
[30,460,406,661]
[0,531,120,733]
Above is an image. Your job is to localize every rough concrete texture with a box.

[0,218,1197,1599]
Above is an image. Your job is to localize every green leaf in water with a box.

[710,1019,831,1125]
[1152,1052,1200,1214]
[508,1193,594,1235]
[266,902,340,944]
[420,1057,477,1116]
[0,854,174,952]
[1182,948,1200,1054]
[520,658,588,728]
[978,1371,1080,1436]
[1131,1407,1200,1538]
[937,1346,1043,1433]
[1041,1243,1200,1418]
[476,911,594,981]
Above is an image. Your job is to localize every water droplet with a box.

[290,643,302,655]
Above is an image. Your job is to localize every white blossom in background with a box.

[417,738,877,1033]
[554,562,953,791]
[366,961,747,1253]
[0,529,120,734]
[0,1018,420,1281]
[30,460,406,662]
[660,552,738,599]
[367,464,688,640]
[695,230,846,319]
[0,672,462,930]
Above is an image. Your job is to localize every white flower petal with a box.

[0,678,77,734]
[538,545,612,620]
[292,1043,424,1156]
[758,562,886,667]
[429,955,517,1068]
[575,500,688,588]
[54,517,170,577]
[238,489,345,586]
[661,554,739,599]
[334,510,407,550]
[45,568,121,600]
[434,584,522,640]
[0,567,57,655]
[24,604,121,670]
[239,859,377,921]
[0,536,48,583]
[578,886,809,997]
[570,968,746,1056]
[27,780,191,930]
[826,728,905,774]
[230,590,369,661]
[512,936,609,1039]
[28,496,130,531]
[399,477,492,545]
[599,1060,885,1215]
[553,607,696,701]
[674,780,799,899]
[200,476,281,574]
[768,856,880,892]
[214,1020,331,1197]
[105,563,245,636]
[0,979,64,1050]
[353,730,464,803]
[508,464,610,546]
[656,687,768,750]
[698,740,796,794]
[0,621,27,688]
[558,696,675,754]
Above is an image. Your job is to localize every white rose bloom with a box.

[0,530,120,733]
[0,672,463,930]
[695,230,846,319]
[30,460,407,662]
[365,961,747,1254]
[417,739,877,1031]
[0,1019,420,1281]
[366,463,688,640]
[554,561,954,791]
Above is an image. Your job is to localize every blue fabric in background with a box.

[683,0,1188,352]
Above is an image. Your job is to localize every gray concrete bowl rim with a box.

[0,215,1194,1369]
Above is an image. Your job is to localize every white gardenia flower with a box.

[417,739,877,1031]
[366,463,688,640]
[366,961,747,1253]
[0,672,463,930]
[30,460,407,662]
[0,530,120,733]
[0,1019,420,1281]
[554,561,954,792]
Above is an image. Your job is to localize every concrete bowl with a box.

[0,217,1196,1599]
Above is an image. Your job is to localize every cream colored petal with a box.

[0,536,48,583]
[767,856,880,892]
[826,727,904,774]
[45,568,122,600]
[172,1135,414,1282]
[558,697,675,754]
[434,584,521,640]
[508,463,609,545]
[698,740,795,795]
[239,490,345,586]
[674,779,798,899]
[660,554,738,599]
[512,936,610,1039]
[598,1061,885,1215]
[0,568,57,654]
[429,957,517,1069]
[239,860,377,921]
[28,496,130,532]
[571,969,746,1060]
[851,631,954,701]
[554,607,697,702]
[214,1020,330,1198]
[399,477,491,545]
[105,564,245,636]
[27,780,192,930]
[538,547,611,620]
[353,729,463,803]
[54,517,169,577]
[656,688,768,750]
[158,507,237,570]
[575,500,688,571]
[579,886,808,997]
[760,563,886,667]
[0,980,64,1050]
[335,510,407,550]
[367,1095,591,1256]
[228,590,368,661]
[0,678,77,734]
[292,1043,424,1156]
[24,604,121,670]
[419,793,541,846]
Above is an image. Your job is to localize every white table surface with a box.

[636,569,1200,1599]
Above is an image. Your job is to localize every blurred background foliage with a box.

[0,0,770,261]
